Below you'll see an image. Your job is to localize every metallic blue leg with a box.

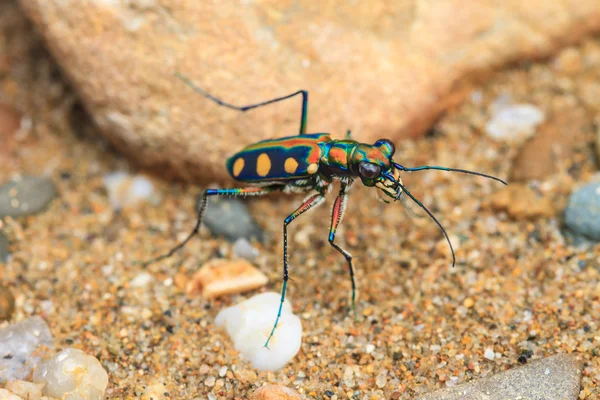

[264,193,325,348]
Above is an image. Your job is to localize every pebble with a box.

[0,102,22,135]
[485,103,545,143]
[509,106,588,182]
[417,354,580,400]
[488,184,554,219]
[564,182,600,241]
[4,380,44,400]
[103,172,155,210]
[250,384,302,400]
[129,272,155,288]
[0,388,22,400]
[232,237,260,261]
[483,348,495,361]
[0,316,54,383]
[33,348,109,400]
[0,231,9,262]
[215,292,302,371]
[186,258,268,299]
[0,285,16,321]
[0,176,56,218]
[201,196,264,242]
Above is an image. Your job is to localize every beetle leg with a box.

[327,183,357,317]
[265,192,326,348]
[175,73,309,135]
[142,186,277,266]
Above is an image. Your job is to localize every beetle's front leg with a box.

[264,192,326,348]
[327,182,357,316]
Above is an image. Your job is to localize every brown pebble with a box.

[509,107,589,182]
[488,184,555,219]
[250,384,301,400]
[0,102,21,136]
[463,298,475,308]
[0,285,16,321]
[186,258,268,299]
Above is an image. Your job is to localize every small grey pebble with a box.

[564,182,600,241]
[200,195,264,242]
[232,237,260,261]
[0,176,56,218]
[0,232,8,262]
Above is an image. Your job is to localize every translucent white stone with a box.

[485,103,545,142]
[33,348,108,400]
[103,172,155,210]
[0,317,54,382]
[215,292,301,371]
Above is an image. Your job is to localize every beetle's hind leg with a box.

[142,187,276,266]
[264,192,326,348]
[327,182,357,318]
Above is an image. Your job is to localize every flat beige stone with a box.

[417,354,581,400]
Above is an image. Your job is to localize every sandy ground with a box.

[1,2,599,399]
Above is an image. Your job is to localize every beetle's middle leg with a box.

[327,182,357,317]
[143,186,277,266]
[265,192,326,348]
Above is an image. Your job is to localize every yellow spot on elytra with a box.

[284,157,299,174]
[232,158,245,177]
[256,153,271,177]
[307,163,319,174]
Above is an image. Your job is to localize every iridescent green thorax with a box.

[318,139,394,182]
[318,139,357,177]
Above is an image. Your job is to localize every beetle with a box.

[146,73,507,347]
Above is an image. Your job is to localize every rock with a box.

[17,0,600,183]
[129,272,155,288]
[417,354,580,400]
[4,380,44,400]
[0,388,23,400]
[564,182,600,241]
[0,317,54,383]
[0,231,9,263]
[485,103,545,143]
[103,172,155,210]
[0,286,16,321]
[250,384,302,400]
[0,177,56,218]
[215,292,302,371]
[33,348,108,400]
[510,107,590,182]
[186,259,268,299]
[488,184,555,219]
[202,196,264,242]
[232,238,260,261]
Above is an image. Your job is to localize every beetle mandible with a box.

[145,74,507,347]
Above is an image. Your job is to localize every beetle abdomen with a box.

[226,133,330,182]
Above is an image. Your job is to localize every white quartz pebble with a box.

[103,172,155,210]
[215,292,302,371]
[33,348,108,400]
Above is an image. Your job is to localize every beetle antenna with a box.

[396,181,456,268]
[392,162,507,185]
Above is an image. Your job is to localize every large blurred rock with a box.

[18,0,600,183]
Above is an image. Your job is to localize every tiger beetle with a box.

[145,73,507,348]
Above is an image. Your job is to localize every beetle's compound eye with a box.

[359,161,381,178]
[375,138,395,156]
